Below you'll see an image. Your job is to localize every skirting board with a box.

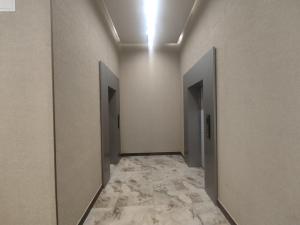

[120,152,183,157]
[78,185,104,225]
[217,201,238,225]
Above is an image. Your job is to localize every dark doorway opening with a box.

[108,87,120,164]
[187,82,205,168]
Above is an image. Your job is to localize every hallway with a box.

[2,1,300,225]
[84,155,229,225]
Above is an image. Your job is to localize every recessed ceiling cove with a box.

[103,0,196,45]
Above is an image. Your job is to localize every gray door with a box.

[183,48,218,203]
[99,62,121,186]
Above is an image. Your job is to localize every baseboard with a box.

[120,152,182,157]
[77,185,104,225]
[217,201,238,225]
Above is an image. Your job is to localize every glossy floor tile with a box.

[84,155,229,225]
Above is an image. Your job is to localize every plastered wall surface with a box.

[1,1,299,225]
[51,0,119,225]
[0,1,56,225]
[120,47,183,154]
[181,0,300,224]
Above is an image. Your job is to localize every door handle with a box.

[118,115,120,129]
[206,114,211,139]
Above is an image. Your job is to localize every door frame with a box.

[99,61,120,186]
[183,47,218,203]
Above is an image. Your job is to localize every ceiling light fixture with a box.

[144,0,158,50]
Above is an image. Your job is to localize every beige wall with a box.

[52,0,119,225]
[120,47,183,154]
[181,0,300,224]
[0,1,56,225]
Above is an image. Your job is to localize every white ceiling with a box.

[103,0,196,45]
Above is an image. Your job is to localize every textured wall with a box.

[120,47,183,154]
[0,1,56,225]
[51,0,119,225]
[181,0,300,224]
